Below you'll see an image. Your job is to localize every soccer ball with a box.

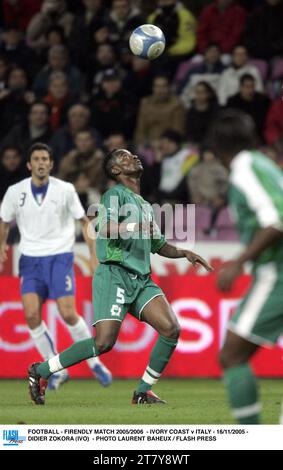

[129,24,166,60]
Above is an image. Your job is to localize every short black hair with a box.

[103,148,125,180]
[205,42,220,50]
[46,24,65,40]
[195,80,217,102]
[1,145,22,159]
[160,129,183,145]
[207,109,258,157]
[29,100,51,116]
[26,143,54,161]
[240,73,255,85]
[232,43,248,53]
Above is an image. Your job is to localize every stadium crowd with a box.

[0,0,283,240]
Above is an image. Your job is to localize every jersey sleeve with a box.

[66,185,85,220]
[151,216,166,254]
[231,158,283,231]
[0,187,16,222]
[98,188,121,228]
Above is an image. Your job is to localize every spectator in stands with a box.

[226,73,270,141]
[58,128,104,192]
[106,0,144,51]
[43,71,73,131]
[38,25,66,65]
[180,43,225,106]
[27,0,74,51]
[148,0,197,65]
[218,44,263,105]
[0,25,37,76]
[2,0,42,32]
[187,147,229,234]
[243,0,283,60]
[154,129,199,204]
[0,67,35,138]
[188,147,228,206]
[49,102,99,167]
[91,67,137,139]
[87,43,120,96]
[69,0,107,71]
[103,132,128,153]
[46,24,66,47]
[0,146,28,201]
[123,56,154,100]
[264,98,283,152]
[32,44,82,98]
[89,23,111,51]
[134,75,186,145]
[186,81,219,145]
[197,0,247,55]
[1,101,52,154]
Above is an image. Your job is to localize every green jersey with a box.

[229,150,283,267]
[96,183,166,276]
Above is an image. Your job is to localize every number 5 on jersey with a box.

[110,287,125,317]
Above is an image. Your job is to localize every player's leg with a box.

[34,319,120,379]
[28,263,129,403]
[133,295,180,403]
[220,263,283,423]
[22,292,58,359]
[56,295,112,386]
[219,330,260,424]
[22,291,69,391]
[20,254,60,362]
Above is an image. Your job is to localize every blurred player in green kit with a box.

[210,109,283,424]
[28,148,212,405]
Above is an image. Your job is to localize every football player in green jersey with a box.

[210,109,283,424]
[28,148,212,405]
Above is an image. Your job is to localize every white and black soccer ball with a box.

[129,24,166,60]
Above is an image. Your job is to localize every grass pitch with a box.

[0,379,282,425]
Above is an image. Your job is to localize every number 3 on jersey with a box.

[111,287,125,317]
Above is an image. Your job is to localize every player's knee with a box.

[163,321,181,340]
[58,306,78,325]
[219,348,245,369]
[95,337,116,355]
[25,310,41,328]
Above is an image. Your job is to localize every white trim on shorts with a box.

[229,263,277,345]
[138,293,165,320]
[92,318,123,326]
[227,322,274,347]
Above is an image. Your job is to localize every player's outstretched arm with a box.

[157,242,213,272]
[0,221,10,263]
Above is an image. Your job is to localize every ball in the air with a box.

[129,24,166,60]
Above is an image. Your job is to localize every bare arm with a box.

[0,222,10,263]
[236,227,283,264]
[158,242,213,272]
[217,226,283,291]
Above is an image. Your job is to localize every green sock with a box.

[137,335,178,393]
[37,337,97,379]
[224,364,261,424]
